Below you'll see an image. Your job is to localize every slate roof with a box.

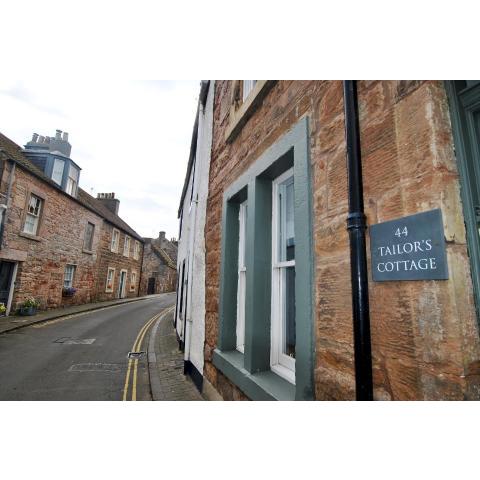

[0,132,143,242]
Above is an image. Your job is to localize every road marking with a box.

[32,302,145,329]
[69,363,121,372]
[54,338,96,344]
[123,305,176,401]
[122,311,164,401]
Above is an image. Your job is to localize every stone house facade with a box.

[197,80,480,401]
[139,231,177,296]
[0,131,143,314]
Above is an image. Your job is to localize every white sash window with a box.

[236,201,247,353]
[271,168,296,383]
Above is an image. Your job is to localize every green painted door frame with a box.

[445,80,480,323]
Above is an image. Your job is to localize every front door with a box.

[0,261,14,307]
[118,271,127,299]
[147,277,155,295]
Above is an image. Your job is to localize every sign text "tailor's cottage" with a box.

[369,209,449,282]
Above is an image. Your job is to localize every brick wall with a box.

[204,80,480,400]
[1,163,103,310]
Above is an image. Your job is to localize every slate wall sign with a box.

[369,209,449,282]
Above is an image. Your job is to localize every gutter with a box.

[177,81,210,219]
[343,80,374,401]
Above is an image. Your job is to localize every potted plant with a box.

[0,303,6,316]
[19,298,40,316]
[62,287,77,297]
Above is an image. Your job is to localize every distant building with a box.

[0,130,144,314]
[139,231,177,296]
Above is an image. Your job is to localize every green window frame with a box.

[445,81,480,324]
[213,117,315,400]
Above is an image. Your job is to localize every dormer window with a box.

[66,165,79,196]
[52,158,65,185]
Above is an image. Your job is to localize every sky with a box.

[0,80,200,240]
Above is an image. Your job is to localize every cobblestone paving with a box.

[150,311,203,401]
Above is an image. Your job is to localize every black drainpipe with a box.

[343,80,374,401]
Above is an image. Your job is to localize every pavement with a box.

[147,308,203,401]
[0,292,203,401]
[0,294,158,335]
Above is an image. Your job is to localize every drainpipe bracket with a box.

[346,212,367,230]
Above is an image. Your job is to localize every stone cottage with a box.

[184,80,480,401]
[139,231,177,296]
[0,130,143,314]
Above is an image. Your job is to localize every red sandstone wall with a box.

[94,223,143,302]
[1,164,103,310]
[204,80,480,400]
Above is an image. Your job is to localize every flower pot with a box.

[20,306,37,316]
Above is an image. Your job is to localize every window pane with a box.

[64,265,75,288]
[24,214,38,234]
[66,178,75,195]
[84,222,94,250]
[282,266,296,358]
[69,165,79,182]
[243,80,257,102]
[28,195,41,216]
[278,177,295,262]
[52,158,65,185]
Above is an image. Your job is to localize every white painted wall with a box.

[176,82,214,375]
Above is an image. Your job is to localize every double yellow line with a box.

[122,306,175,401]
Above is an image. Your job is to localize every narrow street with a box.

[0,293,176,400]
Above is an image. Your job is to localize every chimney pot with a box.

[55,129,62,140]
[32,133,39,142]
[38,135,45,143]
[62,132,69,142]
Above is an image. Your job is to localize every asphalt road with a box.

[0,293,176,401]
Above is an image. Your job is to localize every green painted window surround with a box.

[445,81,480,325]
[213,116,315,401]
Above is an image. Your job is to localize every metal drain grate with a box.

[127,351,145,359]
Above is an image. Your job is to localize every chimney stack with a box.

[97,192,120,215]
[159,231,166,241]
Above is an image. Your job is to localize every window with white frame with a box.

[105,267,115,292]
[130,271,137,291]
[66,165,79,196]
[111,229,120,252]
[133,240,140,260]
[23,194,42,235]
[63,264,76,288]
[214,118,313,400]
[236,201,247,353]
[242,80,257,102]
[123,235,131,257]
[271,168,296,383]
[52,158,65,185]
[83,222,95,251]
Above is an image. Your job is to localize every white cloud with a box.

[0,79,200,239]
